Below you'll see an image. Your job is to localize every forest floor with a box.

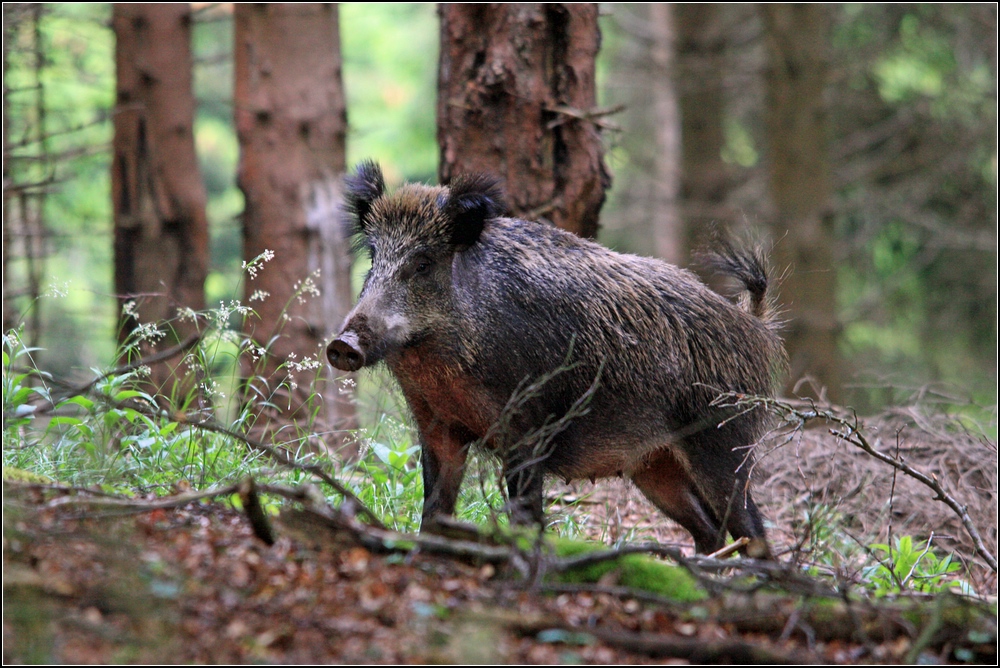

[4,473,995,665]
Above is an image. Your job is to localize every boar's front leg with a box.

[418,417,475,532]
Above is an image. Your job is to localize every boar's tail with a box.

[700,237,783,330]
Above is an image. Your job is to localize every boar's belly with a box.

[543,432,677,482]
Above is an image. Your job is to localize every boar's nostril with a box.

[327,335,365,372]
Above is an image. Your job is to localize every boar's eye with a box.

[404,254,433,279]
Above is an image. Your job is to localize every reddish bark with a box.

[111,4,208,392]
[234,4,357,452]
[437,3,610,238]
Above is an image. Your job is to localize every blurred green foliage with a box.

[829,5,997,412]
[2,3,996,417]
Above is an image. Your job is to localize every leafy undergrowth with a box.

[4,485,995,665]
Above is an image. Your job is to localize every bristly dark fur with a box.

[696,232,781,329]
[343,160,386,255]
[442,173,508,247]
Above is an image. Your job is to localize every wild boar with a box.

[328,161,786,558]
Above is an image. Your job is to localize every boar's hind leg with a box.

[420,422,474,532]
[631,448,725,554]
[682,431,773,560]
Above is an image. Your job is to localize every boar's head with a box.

[327,161,506,371]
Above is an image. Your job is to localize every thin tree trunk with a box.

[762,4,841,399]
[437,3,610,238]
[648,4,682,264]
[234,3,357,456]
[676,3,731,261]
[111,3,209,394]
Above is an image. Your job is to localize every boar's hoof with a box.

[327,334,365,371]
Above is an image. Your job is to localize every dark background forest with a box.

[3,3,996,421]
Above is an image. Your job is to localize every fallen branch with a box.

[475,604,819,664]
[715,394,998,572]
[41,482,240,512]
[172,415,386,530]
[258,482,515,564]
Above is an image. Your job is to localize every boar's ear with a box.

[442,173,507,247]
[344,160,385,234]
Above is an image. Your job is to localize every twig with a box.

[708,537,751,559]
[42,482,240,512]
[715,394,998,573]
[260,483,515,563]
[17,332,203,417]
[545,103,626,131]
[149,413,387,530]
[239,477,276,546]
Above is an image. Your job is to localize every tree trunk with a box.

[234,3,357,455]
[437,3,610,238]
[676,3,731,261]
[762,4,841,400]
[111,3,209,393]
[647,4,683,265]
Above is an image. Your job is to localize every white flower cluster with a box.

[178,307,199,323]
[292,269,322,304]
[45,281,70,298]
[242,249,276,280]
[286,351,322,373]
[201,378,225,399]
[245,342,267,361]
[134,322,165,343]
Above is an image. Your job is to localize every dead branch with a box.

[258,482,515,563]
[483,600,819,663]
[38,482,240,512]
[548,539,839,600]
[581,627,817,664]
[717,393,998,573]
[238,477,275,546]
[171,416,385,529]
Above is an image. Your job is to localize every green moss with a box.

[549,537,706,603]
[2,467,53,485]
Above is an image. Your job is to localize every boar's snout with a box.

[327,331,366,372]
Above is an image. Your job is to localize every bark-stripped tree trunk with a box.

[648,4,683,264]
[762,4,841,399]
[112,4,208,393]
[437,3,610,238]
[676,3,731,261]
[234,4,357,454]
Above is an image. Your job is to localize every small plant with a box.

[863,534,970,596]
[347,414,423,531]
